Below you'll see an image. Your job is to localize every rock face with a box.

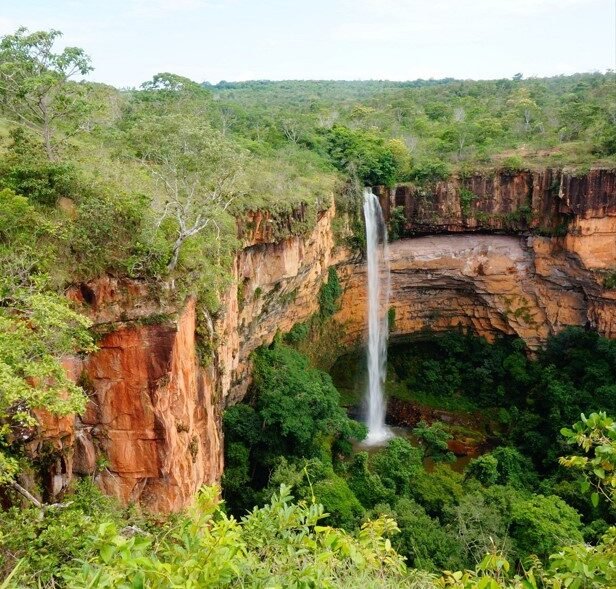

[34,167,615,512]
[52,295,223,512]
[38,206,338,509]
[375,168,616,269]
[335,234,615,349]
[216,206,339,405]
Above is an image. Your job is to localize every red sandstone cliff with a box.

[32,167,616,512]
[374,168,616,269]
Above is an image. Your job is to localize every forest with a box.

[0,26,615,588]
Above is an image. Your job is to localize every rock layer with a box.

[375,168,616,269]
[335,234,616,350]
[58,298,223,512]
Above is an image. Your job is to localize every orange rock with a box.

[30,168,615,512]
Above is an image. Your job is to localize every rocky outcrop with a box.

[218,206,339,404]
[33,167,615,512]
[47,295,223,512]
[375,168,616,269]
[335,234,616,349]
[37,206,339,509]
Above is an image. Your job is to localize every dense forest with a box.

[0,26,615,588]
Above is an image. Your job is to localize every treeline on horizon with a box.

[205,71,616,185]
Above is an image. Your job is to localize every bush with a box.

[60,485,412,589]
[390,497,465,571]
[604,271,616,289]
[283,321,310,344]
[318,266,343,318]
[465,454,499,486]
[501,155,525,172]
[0,129,80,206]
[325,125,399,186]
[509,494,583,560]
[312,475,365,529]
[409,159,451,183]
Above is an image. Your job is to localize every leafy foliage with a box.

[0,27,93,159]
[324,125,403,186]
[318,267,343,318]
[223,340,366,513]
[0,188,94,486]
[560,412,616,508]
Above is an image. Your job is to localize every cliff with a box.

[375,168,616,269]
[34,205,339,510]
[335,234,616,350]
[33,167,616,512]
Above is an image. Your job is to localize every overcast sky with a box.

[1,0,614,87]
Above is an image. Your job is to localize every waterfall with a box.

[363,188,392,445]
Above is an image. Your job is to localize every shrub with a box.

[318,267,343,318]
[325,125,399,186]
[509,494,583,560]
[465,454,499,486]
[501,155,525,172]
[283,321,310,344]
[604,271,616,289]
[409,159,451,183]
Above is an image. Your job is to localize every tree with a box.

[413,420,455,463]
[0,28,93,159]
[560,412,616,508]
[130,114,246,272]
[325,125,398,186]
[0,188,95,495]
[506,87,541,135]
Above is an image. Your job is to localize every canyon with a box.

[32,167,616,512]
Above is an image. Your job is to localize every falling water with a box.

[363,188,392,445]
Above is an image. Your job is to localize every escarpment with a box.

[35,167,616,512]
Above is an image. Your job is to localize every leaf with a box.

[591,492,599,508]
[99,544,114,564]
[593,467,605,480]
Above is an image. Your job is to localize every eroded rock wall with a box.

[42,205,339,509]
[34,167,615,512]
[335,234,616,350]
[217,206,340,405]
[375,168,616,269]
[54,294,223,512]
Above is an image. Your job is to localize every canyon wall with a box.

[335,234,616,350]
[337,168,616,348]
[375,168,616,269]
[38,205,339,510]
[36,167,615,512]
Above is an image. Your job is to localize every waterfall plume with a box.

[362,188,392,445]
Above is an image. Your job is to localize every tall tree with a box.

[130,113,245,272]
[0,28,93,159]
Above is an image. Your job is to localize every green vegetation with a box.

[310,329,616,576]
[318,267,343,318]
[3,408,614,587]
[222,340,366,514]
[212,75,616,177]
[604,270,616,289]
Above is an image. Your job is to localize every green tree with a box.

[129,113,246,272]
[560,412,616,508]
[0,28,93,159]
[325,125,398,185]
[413,420,456,463]
[0,188,95,495]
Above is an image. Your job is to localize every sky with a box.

[0,0,614,87]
